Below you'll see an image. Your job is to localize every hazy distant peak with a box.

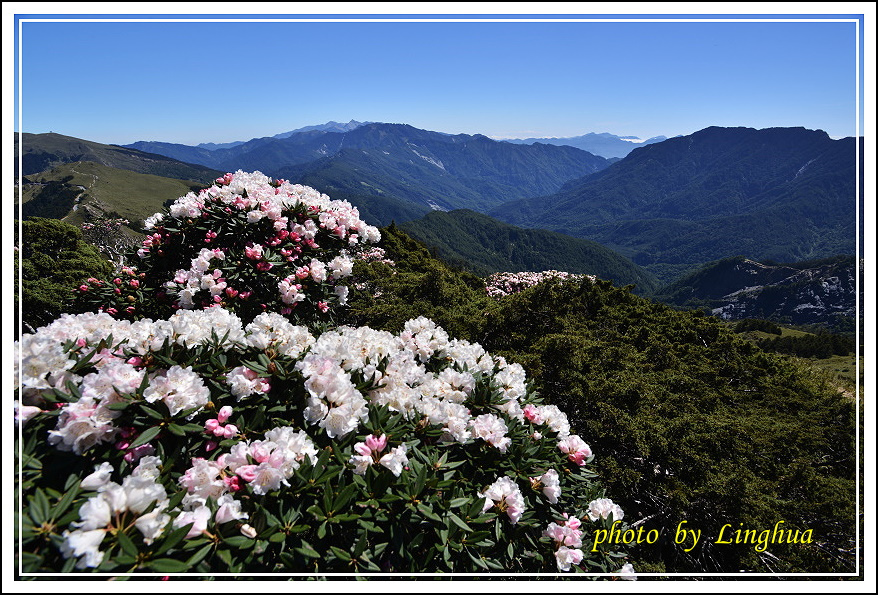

[273,120,371,139]
[503,131,668,159]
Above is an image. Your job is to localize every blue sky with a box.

[13,12,866,145]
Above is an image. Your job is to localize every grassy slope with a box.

[19,161,205,226]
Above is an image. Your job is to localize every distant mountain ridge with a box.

[654,255,856,330]
[492,126,859,282]
[195,120,369,151]
[15,132,222,183]
[126,122,613,212]
[399,209,659,293]
[503,131,669,158]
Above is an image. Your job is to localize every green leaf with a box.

[130,425,162,448]
[332,483,359,512]
[166,423,186,437]
[468,497,486,518]
[148,558,190,572]
[447,512,472,533]
[53,484,80,520]
[295,541,321,559]
[417,503,441,523]
[330,546,351,561]
[116,530,139,558]
[185,543,213,566]
[29,489,49,525]
[154,522,194,557]
[140,404,166,420]
[449,497,471,508]
[223,535,256,549]
[467,549,489,570]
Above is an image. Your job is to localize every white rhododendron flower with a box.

[531,469,561,504]
[480,476,525,524]
[59,457,170,567]
[143,365,210,416]
[470,413,511,452]
[80,462,115,491]
[554,545,585,572]
[616,562,637,580]
[587,497,625,522]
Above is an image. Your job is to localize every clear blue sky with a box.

[14,14,865,145]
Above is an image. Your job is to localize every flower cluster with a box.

[61,457,169,569]
[485,270,595,299]
[543,515,586,571]
[73,171,381,325]
[14,305,634,574]
[349,434,409,476]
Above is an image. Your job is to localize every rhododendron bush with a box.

[72,171,380,325]
[16,173,634,576]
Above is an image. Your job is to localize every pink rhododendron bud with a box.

[217,406,233,423]
[354,442,372,457]
[565,515,582,530]
[222,424,239,439]
[205,440,218,452]
[124,443,155,463]
[224,475,243,492]
[236,464,259,483]
[79,284,89,292]
[204,419,221,433]
[364,434,387,453]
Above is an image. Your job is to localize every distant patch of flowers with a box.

[485,271,595,299]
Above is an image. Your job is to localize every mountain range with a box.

[195,119,369,151]
[125,122,613,212]
[15,121,859,329]
[503,131,669,159]
[492,126,859,282]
